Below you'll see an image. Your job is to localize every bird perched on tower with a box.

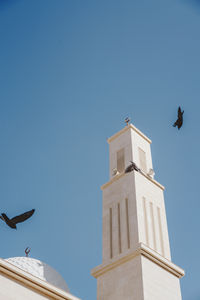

[173,106,184,130]
[112,168,119,176]
[125,161,141,173]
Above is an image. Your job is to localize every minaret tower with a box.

[91,124,184,300]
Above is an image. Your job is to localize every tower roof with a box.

[107,123,152,144]
[6,257,69,292]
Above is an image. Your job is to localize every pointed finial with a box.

[25,247,31,257]
[125,117,130,126]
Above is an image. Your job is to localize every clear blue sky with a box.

[0,0,200,299]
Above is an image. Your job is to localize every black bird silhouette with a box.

[173,106,184,129]
[125,161,141,173]
[0,209,35,229]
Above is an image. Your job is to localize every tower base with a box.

[91,244,184,300]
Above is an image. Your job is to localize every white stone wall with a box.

[93,124,183,300]
[130,129,153,174]
[109,128,132,179]
[0,273,48,300]
[135,171,171,260]
[102,171,171,264]
[108,125,153,179]
[0,259,80,300]
[102,173,139,263]
[141,256,182,300]
[97,256,144,300]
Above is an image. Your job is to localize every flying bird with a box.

[125,161,141,173]
[0,209,35,229]
[173,106,184,129]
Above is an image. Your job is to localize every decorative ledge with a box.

[107,124,152,144]
[0,258,80,300]
[91,243,184,279]
[101,170,165,191]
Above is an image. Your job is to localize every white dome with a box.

[5,257,69,292]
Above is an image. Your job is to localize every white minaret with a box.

[91,124,184,300]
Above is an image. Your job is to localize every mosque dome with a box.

[5,257,69,292]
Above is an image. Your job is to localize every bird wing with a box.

[177,119,183,129]
[134,165,141,172]
[0,215,4,221]
[178,106,182,118]
[11,209,35,224]
[125,164,132,173]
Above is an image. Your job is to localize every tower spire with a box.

[91,123,184,300]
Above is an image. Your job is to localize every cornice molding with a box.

[0,258,80,300]
[107,124,152,144]
[91,243,184,279]
[101,170,165,191]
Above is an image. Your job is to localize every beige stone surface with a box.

[6,257,69,292]
[92,124,184,300]
[0,273,48,300]
[96,255,144,300]
[0,258,80,300]
[142,256,182,300]
[134,171,171,260]
[93,252,183,300]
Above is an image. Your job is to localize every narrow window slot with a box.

[118,203,122,254]
[157,207,165,256]
[125,198,130,249]
[143,197,149,246]
[117,148,125,173]
[109,207,113,258]
[150,202,157,251]
[138,147,147,172]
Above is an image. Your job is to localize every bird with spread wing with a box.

[0,209,35,229]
